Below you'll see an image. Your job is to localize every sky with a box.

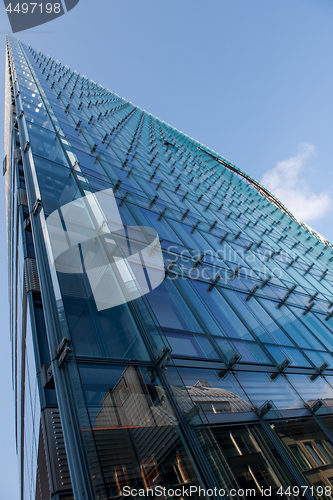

[1,0,333,498]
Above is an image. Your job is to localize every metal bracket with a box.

[226,354,240,369]
[302,302,315,316]
[207,273,221,292]
[58,346,72,367]
[155,180,163,191]
[113,179,122,193]
[287,256,299,269]
[217,354,240,380]
[245,242,253,253]
[268,249,281,261]
[56,337,70,358]
[310,363,328,382]
[68,160,79,178]
[126,166,134,178]
[149,194,158,208]
[228,264,241,281]
[309,399,323,414]
[256,401,272,417]
[119,192,129,207]
[260,276,271,289]
[304,263,314,276]
[192,253,204,269]
[3,155,7,176]
[269,359,290,381]
[209,220,217,232]
[245,285,259,301]
[40,364,54,389]
[190,221,200,233]
[219,232,229,244]
[56,337,72,368]
[326,310,333,322]
[32,198,42,215]
[216,369,229,380]
[181,209,189,221]
[155,346,171,369]
[277,285,296,308]
[157,207,167,221]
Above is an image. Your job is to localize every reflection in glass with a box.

[82,365,200,497]
[175,380,252,415]
[274,418,333,494]
[213,425,300,499]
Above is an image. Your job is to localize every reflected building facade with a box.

[5,34,333,500]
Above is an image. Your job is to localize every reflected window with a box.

[176,368,253,419]
[78,363,200,497]
[290,445,311,470]
[305,443,325,466]
[274,418,333,490]
[213,425,299,498]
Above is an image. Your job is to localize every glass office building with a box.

[5,34,333,500]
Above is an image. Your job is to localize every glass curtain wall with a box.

[5,34,333,500]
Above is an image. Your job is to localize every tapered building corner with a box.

[5,34,333,500]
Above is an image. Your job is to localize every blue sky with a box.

[1,1,333,498]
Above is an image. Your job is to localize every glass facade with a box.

[5,34,333,500]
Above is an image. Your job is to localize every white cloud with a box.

[261,143,331,224]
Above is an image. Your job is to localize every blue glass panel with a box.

[287,374,333,405]
[235,371,303,410]
[164,331,219,359]
[192,280,252,340]
[144,279,203,333]
[27,123,68,166]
